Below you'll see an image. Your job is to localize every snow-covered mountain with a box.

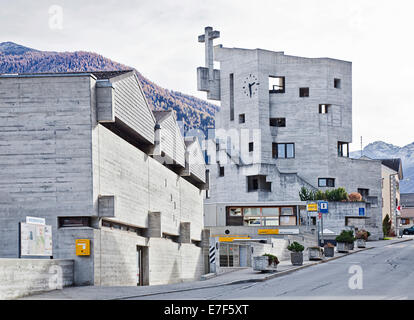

[350,141,414,193]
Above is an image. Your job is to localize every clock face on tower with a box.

[242,74,260,98]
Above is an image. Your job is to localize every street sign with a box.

[307,203,318,212]
[359,208,365,216]
[318,201,329,214]
[318,213,322,219]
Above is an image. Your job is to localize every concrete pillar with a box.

[179,222,191,244]
[147,212,162,238]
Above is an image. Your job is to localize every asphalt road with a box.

[130,240,414,300]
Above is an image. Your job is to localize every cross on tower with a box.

[198,27,220,82]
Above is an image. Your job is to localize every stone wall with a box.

[0,259,74,300]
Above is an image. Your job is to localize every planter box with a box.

[356,239,366,248]
[290,252,303,266]
[348,242,355,250]
[308,247,323,260]
[253,256,278,272]
[337,242,349,253]
[324,247,335,257]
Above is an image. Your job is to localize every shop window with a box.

[239,114,245,124]
[269,76,285,93]
[280,207,297,226]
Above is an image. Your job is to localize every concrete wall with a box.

[0,259,74,300]
[148,238,205,286]
[0,75,95,258]
[93,228,147,286]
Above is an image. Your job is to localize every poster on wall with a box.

[20,218,53,257]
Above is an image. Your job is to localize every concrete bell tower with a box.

[197,26,221,101]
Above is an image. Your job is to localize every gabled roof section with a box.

[185,137,206,184]
[152,110,186,168]
[91,70,133,80]
[380,158,403,179]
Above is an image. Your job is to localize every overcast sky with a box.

[1,0,413,150]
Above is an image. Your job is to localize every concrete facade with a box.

[197,27,385,253]
[0,71,208,286]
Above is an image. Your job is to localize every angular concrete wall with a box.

[0,259,74,300]
[147,238,204,286]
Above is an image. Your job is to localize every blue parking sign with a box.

[318,201,329,214]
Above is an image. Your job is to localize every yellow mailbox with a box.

[76,239,90,256]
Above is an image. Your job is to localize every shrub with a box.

[287,242,305,252]
[299,187,348,202]
[336,230,355,243]
[356,230,369,240]
[349,192,362,202]
[263,254,279,266]
[383,214,392,237]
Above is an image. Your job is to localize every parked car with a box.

[403,226,414,235]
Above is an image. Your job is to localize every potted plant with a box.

[323,242,335,257]
[253,254,279,272]
[355,230,369,248]
[335,230,355,253]
[308,246,324,260]
[287,241,305,266]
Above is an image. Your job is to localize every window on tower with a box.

[249,142,254,152]
[272,143,295,159]
[319,104,330,114]
[334,78,341,89]
[318,178,335,188]
[299,87,309,97]
[270,118,286,127]
[239,114,246,124]
[338,141,349,157]
[269,76,285,93]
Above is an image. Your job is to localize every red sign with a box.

[318,213,322,219]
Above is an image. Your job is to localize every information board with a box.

[20,222,53,257]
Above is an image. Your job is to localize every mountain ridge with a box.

[350,141,414,193]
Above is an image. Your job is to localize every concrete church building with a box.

[0,70,209,286]
[198,27,385,263]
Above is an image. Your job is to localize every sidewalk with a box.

[21,237,412,300]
